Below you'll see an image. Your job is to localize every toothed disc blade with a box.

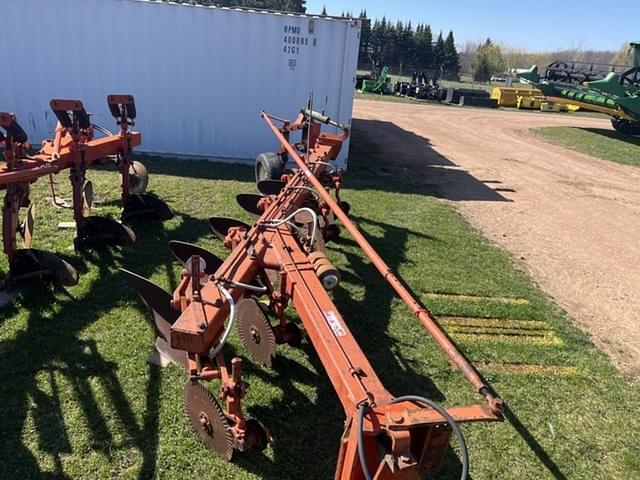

[183,381,233,460]
[208,217,250,241]
[23,204,35,248]
[79,216,136,247]
[168,241,223,274]
[236,194,263,218]
[257,179,285,196]
[236,298,276,367]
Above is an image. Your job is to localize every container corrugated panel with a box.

[0,0,361,168]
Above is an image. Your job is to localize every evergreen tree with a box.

[369,17,386,65]
[321,5,327,15]
[358,10,371,64]
[473,38,506,81]
[206,0,306,11]
[396,21,415,68]
[443,30,460,78]
[415,23,433,69]
[275,0,306,12]
[433,31,445,71]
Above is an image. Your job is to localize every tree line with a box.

[156,0,306,12]
[461,39,628,81]
[353,11,460,77]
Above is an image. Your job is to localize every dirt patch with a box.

[353,99,640,375]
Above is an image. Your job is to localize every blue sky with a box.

[306,0,637,51]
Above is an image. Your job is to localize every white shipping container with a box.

[1,0,361,167]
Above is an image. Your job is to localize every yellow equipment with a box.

[491,87,541,107]
[516,95,544,110]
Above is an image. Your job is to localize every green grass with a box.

[0,134,639,479]
[534,126,640,167]
[355,91,426,105]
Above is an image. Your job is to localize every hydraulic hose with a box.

[208,283,236,359]
[357,396,469,480]
[259,206,319,250]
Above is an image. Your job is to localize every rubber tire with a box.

[611,118,640,136]
[255,152,284,184]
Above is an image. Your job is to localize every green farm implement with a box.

[360,66,392,94]
[517,41,640,135]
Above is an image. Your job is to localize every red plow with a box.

[122,107,503,479]
[0,95,172,288]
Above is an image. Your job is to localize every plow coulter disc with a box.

[236,194,263,218]
[168,240,223,275]
[183,381,234,460]
[123,160,149,195]
[257,179,285,196]
[120,268,187,368]
[77,216,136,249]
[208,217,250,241]
[236,298,276,368]
[122,193,174,222]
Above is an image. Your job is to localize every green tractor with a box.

[360,66,393,94]
[517,41,640,135]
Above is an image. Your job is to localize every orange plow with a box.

[0,95,172,288]
[122,106,503,479]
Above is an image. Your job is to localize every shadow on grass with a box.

[331,215,475,479]
[334,216,568,479]
[579,127,640,146]
[503,405,567,480]
[234,346,344,479]
[348,119,513,202]
[99,149,253,185]
[134,155,255,183]
[0,146,560,480]
[0,249,162,479]
[0,211,213,479]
